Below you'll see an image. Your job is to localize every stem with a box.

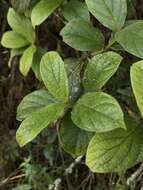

[104,36,116,52]
[91,33,117,57]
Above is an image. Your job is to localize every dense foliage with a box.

[1,0,143,189]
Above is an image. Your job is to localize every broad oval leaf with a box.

[7,8,35,44]
[60,19,105,51]
[84,51,122,91]
[40,51,69,102]
[31,0,63,27]
[19,45,36,76]
[85,0,127,31]
[115,21,143,58]
[62,0,90,22]
[1,31,29,49]
[17,90,56,121]
[71,92,126,132]
[59,112,93,157]
[86,117,143,173]
[16,102,65,147]
[130,61,143,116]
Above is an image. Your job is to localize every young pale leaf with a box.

[7,8,35,44]
[62,0,90,22]
[1,31,29,49]
[40,51,69,102]
[86,117,143,173]
[71,92,126,132]
[84,51,122,91]
[60,113,93,157]
[17,90,56,121]
[31,0,63,26]
[19,45,36,76]
[115,21,143,58]
[85,0,127,31]
[60,19,105,51]
[130,61,143,116]
[16,102,65,147]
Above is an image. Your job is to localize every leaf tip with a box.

[16,130,26,148]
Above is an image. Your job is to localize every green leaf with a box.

[8,47,26,67]
[32,48,46,81]
[59,112,93,157]
[65,58,81,102]
[85,0,127,31]
[1,31,29,49]
[40,51,69,102]
[115,21,143,58]
[72,92,126,132]
[62,0,90,22]
[16,102,65,147]
[84,51,122,91]
[86,116,143,173]
[43,145,55,166]
[127,0,137,19]
[130,61,143,116]
[19,45,36,76]
[31,0,63,26]
[11,0,31,13]
[7,8,35,44]
[60,19,105,51]
[17,90,56,121]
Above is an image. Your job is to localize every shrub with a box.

[1,0,143,177]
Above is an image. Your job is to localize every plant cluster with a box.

[1,0,143,178]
